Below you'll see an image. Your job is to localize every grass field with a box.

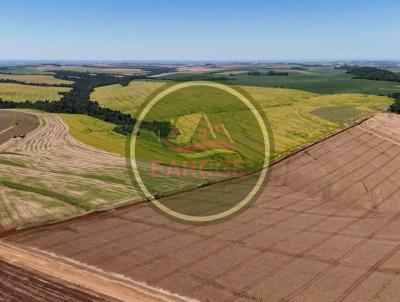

[0,74,73,85]
[86,81,392,160]
[0,83,70,102]
[160,67,400,95]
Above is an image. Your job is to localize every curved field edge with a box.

[0,110,233,232]
[86,82,392,159]
[0,111,139,232]
[59,114,126,156]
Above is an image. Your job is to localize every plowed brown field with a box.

[0,259,121,302]
[4,113,400,302]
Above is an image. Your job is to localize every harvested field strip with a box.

[0,180,89,210]
[0,110,138,232]
[80,174,130,186]
[6,113,400,302]
[0,156,26,167]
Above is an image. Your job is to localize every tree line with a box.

[346,67,400,82]
[248,71,289,76]
[389,92,400,113]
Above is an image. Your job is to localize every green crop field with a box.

[160,67,400,95]
[85,81,392,160]
[91,80,165,115]
[0,83,71,102]
[0,74,73,85]
[60,114,126,156]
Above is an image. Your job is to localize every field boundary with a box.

[0,242,198,302]
[0,112,384,238]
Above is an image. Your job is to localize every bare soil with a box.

[0,258,122,302]
[4,113,400,302]
[0,243,192,302]
[0,110,39,146]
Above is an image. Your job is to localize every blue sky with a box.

[1,0,399,61]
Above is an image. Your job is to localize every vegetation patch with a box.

[80,173,129,185]
[0,179,90,210]
[160,67,400,95]
[0,156,26,168]
[0,74,73,86]
[60,114,126,156]
[0,71,171,138]
[347,66,400,82]
[311,106,360,125]
[0,83,70,102]
[389,92,400,113]
[0,67,53,75]
[33,65,148,75]
[91,80,166,117]
[83,82,393,160]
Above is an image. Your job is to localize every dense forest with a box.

[0,67,173,138]
[248,71,289,76]
[346,67,400,82]
[389,92,400,113]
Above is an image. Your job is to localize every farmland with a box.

[0,67,53,75]
[6,113,400,302]
[0,110,138,231]
[91,80,165,116]
[160,66,400,95]
[0,259,120,302]
[33,65,148,75]
[0,63,399,301]
[0,66,393,224]
[60,114,126,156]
[0,109,230,231]
[0,83,70,102]
[89,81,392,159]
[0,110,39,145]
[0,74,73,85]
